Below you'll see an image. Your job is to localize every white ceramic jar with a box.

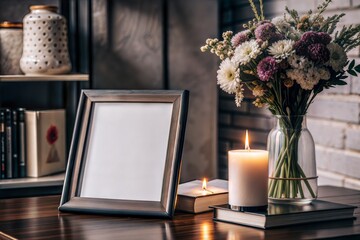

[0,22,23,74]
[20,5,71,75]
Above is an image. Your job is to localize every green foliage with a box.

[320,13,345,34]
[240,71,259,82]
[335,25,360,52]
[285,7,299,24]
[310,0,333,27]
[346,59,360,77]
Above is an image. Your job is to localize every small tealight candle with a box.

[228,130,268,210]
[201,178,214,195]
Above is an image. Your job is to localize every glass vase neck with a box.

[274,115,307,130]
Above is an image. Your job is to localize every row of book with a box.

[0,108,66,179]
[0,108,26,179]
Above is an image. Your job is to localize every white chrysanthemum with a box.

[288,54,312,69]
[305,67,321,83]
[217,58,239,94]
[318,68,331,80]
[252,85,265,97]
[271,15,300,40]
[271,16,292,33]
[287,68,305,82]
[268,40,295,61]
[326,43,347,72]
[288,28,302,41]
[233,40,261,65]
[287,67,322,90]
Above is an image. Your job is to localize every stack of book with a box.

[0,108,66,179]
[0,108,26,179]
[176,180,356,228]
[212,200,357,229]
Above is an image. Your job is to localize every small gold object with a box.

[29,5,58,13]
[0,21,23,29]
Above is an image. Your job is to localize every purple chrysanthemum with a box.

[301,31,320,45]
[294,40,308,56]
[255,22,277,41]
[294,31,332,60]
[257,57,279,81]
[308,43,330,63]
[318,32,332,45]
[231,30,250,47]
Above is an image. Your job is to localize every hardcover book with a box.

[11,110,19,178]
[17,108,26,178]
[0,110,5,179]
[25,109,66,177]
[4,109,12,179]
[212,200,356,229]
[176,179,228,213]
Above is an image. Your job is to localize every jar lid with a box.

[0,21,23,29]
[30,5,58,12]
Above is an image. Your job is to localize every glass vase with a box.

[267,115,318,204]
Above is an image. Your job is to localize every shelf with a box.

[0,74,89,82]
[0,172,65,189]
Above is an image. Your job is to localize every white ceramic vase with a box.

[0,22,23,74]
[20,5,71,75]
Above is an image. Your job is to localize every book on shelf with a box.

[0,110,5,179]
[25,109,66,177]
[4,109,12,179]
[11,110,19,178]
[212,200,356,229]
[17,109,26,178]
[0,108,28,179]
[176,179,228,213]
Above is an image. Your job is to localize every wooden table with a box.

[0,186,359,240]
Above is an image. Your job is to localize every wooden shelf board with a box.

[0,172,65,189]
[0,74,89,82]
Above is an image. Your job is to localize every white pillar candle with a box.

[228,131,268,207]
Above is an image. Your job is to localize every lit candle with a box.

[201,178,214,195]
[228,130,268,209]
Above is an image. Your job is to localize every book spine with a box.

[12,110,19,178]
[17,108,26,178]
[5,109,12,179]
[25,111,38,177]
[0,110,5,179]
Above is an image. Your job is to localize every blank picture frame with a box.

[59,90,189,218]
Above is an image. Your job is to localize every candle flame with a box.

[202,178,207,190]
[245,130,251,150]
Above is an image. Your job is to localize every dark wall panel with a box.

[168,0,218,181]
[92,0,163,89]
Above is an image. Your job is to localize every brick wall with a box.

[307,0,360,190]
[218,0,360,190]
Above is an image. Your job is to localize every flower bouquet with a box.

[201,0,360,203]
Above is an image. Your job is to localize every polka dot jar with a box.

[20,5,71,75]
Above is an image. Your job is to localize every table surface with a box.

[0,186,359,240]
